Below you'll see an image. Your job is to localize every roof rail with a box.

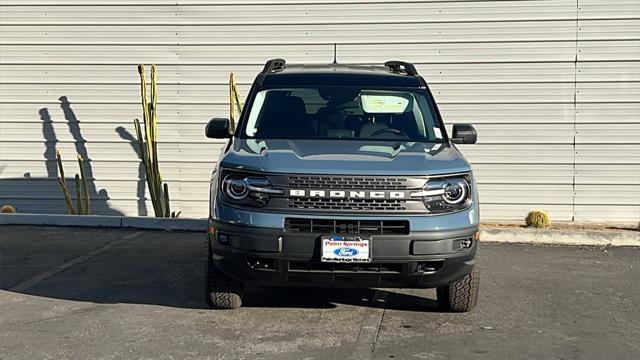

[384,61,418,76]
[262,58,286,73]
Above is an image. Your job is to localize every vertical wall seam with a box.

[572,0,580,222]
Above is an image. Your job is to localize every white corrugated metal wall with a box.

[0,0,638,222]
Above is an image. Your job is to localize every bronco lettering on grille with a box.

[289,189,406,199]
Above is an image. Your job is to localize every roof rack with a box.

[384,61,418,76]
[262,58,286,73]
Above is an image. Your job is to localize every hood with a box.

[219,138,472,176]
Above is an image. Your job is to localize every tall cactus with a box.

[55,149,90,215]
[134,64,172,217]
[229,72,243,134]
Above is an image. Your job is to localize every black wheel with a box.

[205,237,244,309]
[436,268,479,312]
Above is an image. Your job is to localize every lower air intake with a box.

[284,218,409,235]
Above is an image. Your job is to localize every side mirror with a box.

[205,118,231,139]
[451,124,477,144]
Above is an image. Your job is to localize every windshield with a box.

[241,86,445,142]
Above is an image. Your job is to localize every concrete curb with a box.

[0,213,207,232]
[2,214,638,246]
[481,228,639,247]
[121,217,207,231]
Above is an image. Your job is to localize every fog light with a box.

[217,232,229,244]
[461,239,473,248]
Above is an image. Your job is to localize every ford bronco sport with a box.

[205,59,480,311]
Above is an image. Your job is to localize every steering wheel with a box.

[369,127,407,137]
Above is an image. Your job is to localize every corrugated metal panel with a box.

[579,0,640,20]
[0,82,578,104]
[0,63,578,84]
[576,103,640,123]
[577,40,640,61]
[572,0,640,222]
[0,0,638,223]
[0,22,579,44]
[0,1,578,24]
[575,144,640,164]
[1,43,581,65]
[575,164,640,185]
[576,61,640,83]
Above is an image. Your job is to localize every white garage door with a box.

[0,0,638,222]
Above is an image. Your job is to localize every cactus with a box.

[75,174,83,214]
[525,210,551,228]
[56,150,75,215]
[1,204,16,213]
[77,154,90,214]
[163,182,170,218]
[229,72,243,134]
[57,178,75,215]
[55,150,90,215]
[135,64,172,217]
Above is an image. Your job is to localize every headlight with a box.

[411,174,472,214]
[224,178,250,199]
[220,172,283,207]
[442,178,468,205]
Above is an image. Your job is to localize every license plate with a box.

[321,235,371,263]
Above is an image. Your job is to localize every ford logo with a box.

[334,247,359,257]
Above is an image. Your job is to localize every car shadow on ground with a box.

[244,286,440,311]
[0,226,440,312]
[7,270,440,312]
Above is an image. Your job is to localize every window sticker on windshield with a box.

[434,128,443,139]
[425,143,442,153]
[361,95,409,113]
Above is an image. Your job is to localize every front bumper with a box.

[209,205,479,288]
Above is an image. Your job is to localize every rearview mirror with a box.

[205,118,231,139]
[451,124,477,144]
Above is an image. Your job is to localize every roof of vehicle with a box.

[259,62,426,88]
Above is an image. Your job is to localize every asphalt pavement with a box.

[0,225,638,360]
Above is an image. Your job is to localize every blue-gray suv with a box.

[205,59,480,311]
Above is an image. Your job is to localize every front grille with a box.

[288,261,403,274]
[254,174,428,214]
[289,198,406,211]
[284,218,410,235]
[288,176,408,190]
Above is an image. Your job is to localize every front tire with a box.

[436,268,479,312]
[205,238,244,309]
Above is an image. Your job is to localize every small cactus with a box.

[525,210,551,228]
[55,150,90,215]
[1,204,16,213]
[75,174,83,214]
[56,149,76,215]
[77,154,90,215]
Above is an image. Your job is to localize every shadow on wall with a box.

[116,126,147,216]
[0,96,139,216]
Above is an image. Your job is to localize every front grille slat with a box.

[289,198,407,212]
[285,218,409,235]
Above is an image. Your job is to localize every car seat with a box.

[256,94,312,138]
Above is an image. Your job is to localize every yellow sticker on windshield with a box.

[361,95,409,113]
